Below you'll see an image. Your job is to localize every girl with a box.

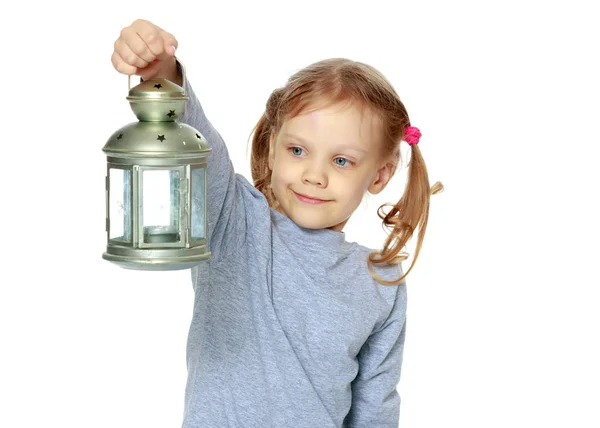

[112,19,443,428]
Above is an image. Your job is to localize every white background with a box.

[1,0,598,427]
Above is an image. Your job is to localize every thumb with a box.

[159,30,178,60]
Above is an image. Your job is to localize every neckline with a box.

[270,208,348,248]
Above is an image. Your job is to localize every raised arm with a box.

[178,73,247,260]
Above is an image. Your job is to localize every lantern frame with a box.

[102,69,211,270]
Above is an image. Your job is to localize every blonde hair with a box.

[250,58,443,285]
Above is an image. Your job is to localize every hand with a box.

[111,19,180,83]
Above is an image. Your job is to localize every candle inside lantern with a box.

[142,169,181,244]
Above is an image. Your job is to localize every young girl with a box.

[112,19,443,428]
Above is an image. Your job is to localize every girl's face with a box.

[268,101,394,231]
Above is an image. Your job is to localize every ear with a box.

[368,161,396,195]
[268,132,276,170]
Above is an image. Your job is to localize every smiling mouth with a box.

[292,191,331,204]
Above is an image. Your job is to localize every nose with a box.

[302,161,328,188]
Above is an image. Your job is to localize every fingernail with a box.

[169,45,177,55]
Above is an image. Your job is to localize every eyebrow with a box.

[282,133,369,154]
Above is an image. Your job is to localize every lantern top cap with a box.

[127,78,189,102]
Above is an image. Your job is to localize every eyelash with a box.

[287,146,355,167]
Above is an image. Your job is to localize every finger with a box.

[111,51,138,75]
[134,23,178,61]
[114,38,150,69]
[119,24,156,64]
[131,20,170,61]
[157,29,178,58]
[128,20,165,62]
[129,31,159,64]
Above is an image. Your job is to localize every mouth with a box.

[292,191,331,205]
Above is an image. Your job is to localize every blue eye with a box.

[290,147,304,156]
[334,157,351,167]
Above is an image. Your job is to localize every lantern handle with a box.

[178,58,187,95]
[127,57,187,95]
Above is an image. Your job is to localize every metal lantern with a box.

[102,71,211,270]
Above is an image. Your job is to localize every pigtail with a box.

[250,89,284,207]
[368,143,444,285]
[250,114,272,199]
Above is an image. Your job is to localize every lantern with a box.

[102,70,211,270]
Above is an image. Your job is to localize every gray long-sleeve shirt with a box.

[180,77,407,428]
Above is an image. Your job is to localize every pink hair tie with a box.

[404,126,421,146]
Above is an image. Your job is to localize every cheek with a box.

[270,157,294,187]
[346,188,366,206]
[332,175,365,199]
[344,172,372,191]
[338,173,372,202]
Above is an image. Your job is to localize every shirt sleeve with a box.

[345,283,408,427]
[177,61,248,261]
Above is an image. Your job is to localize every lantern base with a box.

[103,249,211,271]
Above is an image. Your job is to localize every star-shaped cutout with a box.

[117,133,123,140]
[154,83,162,89]
[157,135,166,142]
[167,110,175,118]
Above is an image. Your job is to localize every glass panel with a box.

[191,168,206,240]
[142,169,181,244]
[109,168,131,242]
